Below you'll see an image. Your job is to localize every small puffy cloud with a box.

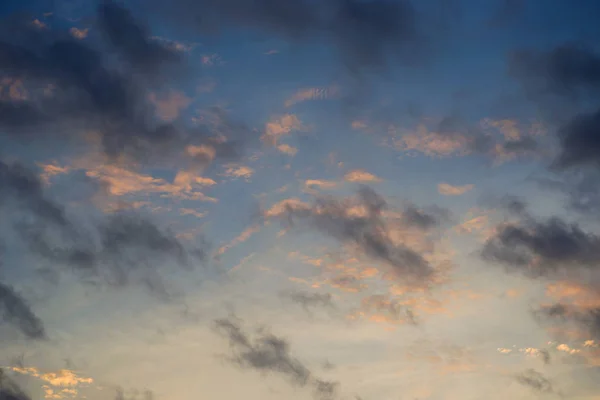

[437,183,474,196]
[262,114,305,146]
[69,27,89,39]
[222,164,254,180]
[38,162,71,185]
[179,208,206,218]
[304,179,338,190]
[277,144,298,156]
[343,170,382,183]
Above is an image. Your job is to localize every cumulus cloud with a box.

[214,316,338,400]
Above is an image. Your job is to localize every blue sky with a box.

[2,1,600,399]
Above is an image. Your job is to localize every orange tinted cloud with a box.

[344,170,382,183]
[86,164,218,202]
[393,125,471,157]
[9,367,93,400]
[262,114,305,146]
[277,144,298,156]
[437,183,474,196]
[305,179,338,190]
[69,27,89,39]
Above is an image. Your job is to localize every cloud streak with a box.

[214,316,337,400]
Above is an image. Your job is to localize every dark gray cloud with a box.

[98,1,181,74]
[0,160,67,227]
[401,204,450,230]
[481,202,600,341]
[555,108,600,170]
[515,369,554,393]
[0,1,247,165]
[214,316,337,400]
[509,43,600,100]
[0,368,32,400]
[0,281,46,340]
[482,214,600,276]
[0,159,208,299]
[151,0,430,74]
[266,186,440,283]
[20,212,206,297]
[509,43,600,171]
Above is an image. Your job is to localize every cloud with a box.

[69,27,89,40]
[514,369,554,393]
[282,291,336,312]
[8,366,93,400]
[264,186,449,284]
[216,225,261,256]
[481,203,600,341]
[148,90,192,122]
[437,183,474,196]
[0,368,32,400]
[509,43,600,170]
[214,316,337,400]
[0,2,249,167]
[1,160,208,299]
[481,213,600,275]
[304,179,338,190]
[276,144,298,156]
[0,160,68,227]
[343,170,382,183]
[0,1,186,162]
[222,164,254,180]
[351,294,417,326]
[262,114,305,146]
[153,0,430,74]
[0,282,46,340]
[21,212,206,297]
[284,86,340,108]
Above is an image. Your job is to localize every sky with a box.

[2,0,600,399]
